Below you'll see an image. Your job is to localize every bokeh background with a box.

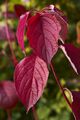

[0,0,80,120]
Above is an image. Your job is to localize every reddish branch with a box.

[5,0,18,67]
[5,0,39,120]
[50,62,72,109]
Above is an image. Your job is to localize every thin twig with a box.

[5,0,18,67]
[5,1,39,120]
[50,62,72,109]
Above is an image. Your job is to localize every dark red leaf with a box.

[60,44,80,74]
[43,5,68,40]
[14,54,49,111]
[0,26,15,41]
[64,88,80,120]
[0,81,18,109]
[16,12,30,51]
[27,13,61,64]
[14,4,27,18]
[71,91,80,120]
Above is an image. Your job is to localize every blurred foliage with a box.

[0,0,80,120]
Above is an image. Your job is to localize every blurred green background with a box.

[0,0,80,120]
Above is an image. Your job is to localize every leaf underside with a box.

[60,44,80,74]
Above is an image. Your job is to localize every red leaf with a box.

[64,88,80,120]
[54,10,68,40]
[60,44,80,74]
[14,4,27,18]
[0,81,18,109]
[43,5,68,40]
[14,54,49,111]
[71,91,80,120]
[27,13,61,64]
[16,12,29,51]
[0,26,15,41]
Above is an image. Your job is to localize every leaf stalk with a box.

[7,110,12,120]
[32,106,39,120]
[50,62,72,109]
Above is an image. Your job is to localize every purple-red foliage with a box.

[0,81,18,109]
[14,4,80,119]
